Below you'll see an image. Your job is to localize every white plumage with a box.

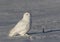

[8,12,31,37]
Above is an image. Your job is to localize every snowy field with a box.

[0,0,60,42]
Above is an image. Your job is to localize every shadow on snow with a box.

[28,29,60,35]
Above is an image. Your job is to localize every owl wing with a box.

[10,20,28,33]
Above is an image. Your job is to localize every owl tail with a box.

[8,29,17,37]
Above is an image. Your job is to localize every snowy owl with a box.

[8,12,31,37]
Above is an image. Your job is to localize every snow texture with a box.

[0,0,60,42]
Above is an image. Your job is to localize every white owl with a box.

[8,12,31,37]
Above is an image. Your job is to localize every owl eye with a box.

[26,14,28,15]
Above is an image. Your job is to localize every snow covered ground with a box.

[0,0,60,42]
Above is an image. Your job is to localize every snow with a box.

[0,0,60,42]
